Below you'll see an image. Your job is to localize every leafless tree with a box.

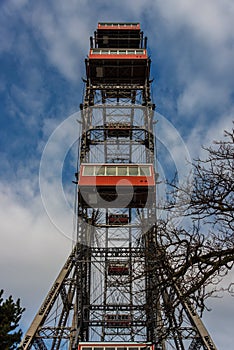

[153,125,234,322]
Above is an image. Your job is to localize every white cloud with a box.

[145,0,234,125]
[0,179,72,331]
[177,78,230,117]
[155,0,234,44]
[186,109,234,159]
[204,292,234,349]
[25,1,93,81]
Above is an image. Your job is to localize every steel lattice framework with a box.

[20,22,218,350]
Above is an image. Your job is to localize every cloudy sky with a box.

[0,0,233,348]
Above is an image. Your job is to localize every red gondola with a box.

[105,122,131,138]
[78,163,155,208]
[96,22,141,50]
[98,22,141,30]
[78,342,154,350]
[86,48,149,85]
[108,213,129,224]
[108,261,129,275]
[105,314,131,328]
[89,48,147,60]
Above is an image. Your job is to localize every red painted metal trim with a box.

[89,54,147,60]
[78,165,155,187]
[97,24,140,30]
[78,343,153,348]
[79,176,154,187]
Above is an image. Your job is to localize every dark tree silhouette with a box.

[0,289,25,349]
[184,127,233,234]
[155,126,234,320]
